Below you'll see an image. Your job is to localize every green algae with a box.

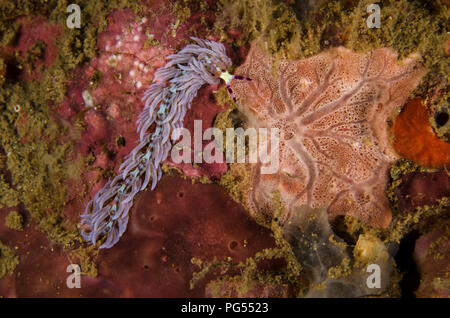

[0,80,78,245]
[215,0,448,103]
[217,0,450,225]
[384,159,449,244]
[68,245,99,277]
[215,0,306,58]
[327,256,352,280]
[0,1,149,279]
[212,0,449,297]
[216,0,448,68]
[336,0,448,105]
[0,240,19,279]
[190,191,306,297]
[0,175,19,208]
[213,86,235,115]
[218,165,252,205]
[215,0,449,232]
[214,85,258,206]
[5,210,23,231]
[170,0,215,39]
[172,0,192,24]
[385,197,449,244]
[199,249,295,297]
[161,164,213,185]
[0,0,447,295]
[191,245,305,297]
[386,159,422,208]
[23,41,47,73]
[212,1,448,296]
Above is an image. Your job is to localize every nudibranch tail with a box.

[80,37,250,249]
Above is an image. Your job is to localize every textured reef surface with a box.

[0,0,449,298]
[1,175,276,297]
[231,43,426,228]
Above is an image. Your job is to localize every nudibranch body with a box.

[80,37,250,249]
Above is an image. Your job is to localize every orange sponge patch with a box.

[393,99,450,168]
